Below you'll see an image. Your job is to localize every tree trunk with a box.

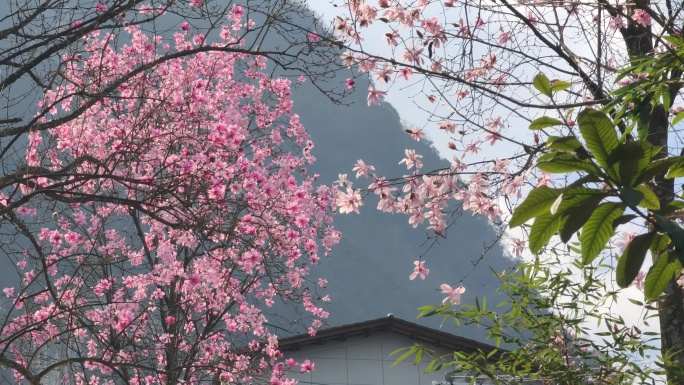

[620,0,684,377]
[647,105,684,384]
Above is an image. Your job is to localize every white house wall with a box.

[284,331,468,385]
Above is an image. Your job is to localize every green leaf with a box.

[663,88,672,112]
[392,346,418,365]
[556,187,607,212]
[417,305,438,318]
[621,187,644,207]
[550,81,572,92]
[613,63,640,83]
[650,233,671,254]
[636,103,652,140]
[657,200,684,215]
[533,73,552,97]
[529,212,566,253]
[612,214,638,228]
[665,160,684,179]
[611,80,646,96]
[509,186,564,228]
[637,156,684,185]
[424,360,439,373]
[580,202,625,265]
[616,232,656,288]
[672,111,684,127]
[413,347,424,365]
[529,116,565,130]
[547,136,583,153]
[550,193,563,215]
[644,252,682,301]
[662,35,684,46]
[609,141,656,186]
[552,188,607,243]
[635,184,660,210]
[536,153,602,175]
[577,109,619,169]
[628,298,644,306]
[652,214,684,266]
[559,195,605,243]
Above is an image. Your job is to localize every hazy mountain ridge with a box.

[289,70,514,337]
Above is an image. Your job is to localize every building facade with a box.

[280,316,500,385]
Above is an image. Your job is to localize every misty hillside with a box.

[289,72,515,334]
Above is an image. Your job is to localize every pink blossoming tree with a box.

[0,1,341,384]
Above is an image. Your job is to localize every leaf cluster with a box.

[513,74,684,301]
[394,257,661,384]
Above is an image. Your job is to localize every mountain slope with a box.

[291,74,514,333]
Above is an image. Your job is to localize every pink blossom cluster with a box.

[339,152,505,237]
[334,0,588,296]
[2,17,339,385]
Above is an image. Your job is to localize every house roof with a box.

[278,315,503,358]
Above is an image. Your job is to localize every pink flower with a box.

[482,54,496,70]
[455,89,470,100]
[337,187,363,214]
[498,28,512,44]
[407,127,425,141]
[138,4,154,14]
[536,172,551,187]
[616,232,636,253]
[634,271,645,291]
[95,3,106,12]
[230,4,244,20]
[399,149,423,169]
[188,273,201,287]
[487,116,504,130]
[609,15,624,30]
[301,359,315,372]
[375,64,394,84]
[677,273,684,288]
[510,238,525,257]
[385,30,400,46]
[440,284,465,304]
[166,316,175,324]
[399,68,413,81]
[308,32,320,42]
[346,78,355,89]
[409,260,429,280]
[402,45,424,66]
[181,22,190,32]
[632,9,651,27]
[367,86,386,106]
[3,287,14,298]
[438,122,456,133]
[504,175,523,198]
[464,141,481,154]
[352,159,375,178]
[485,132,502,146]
